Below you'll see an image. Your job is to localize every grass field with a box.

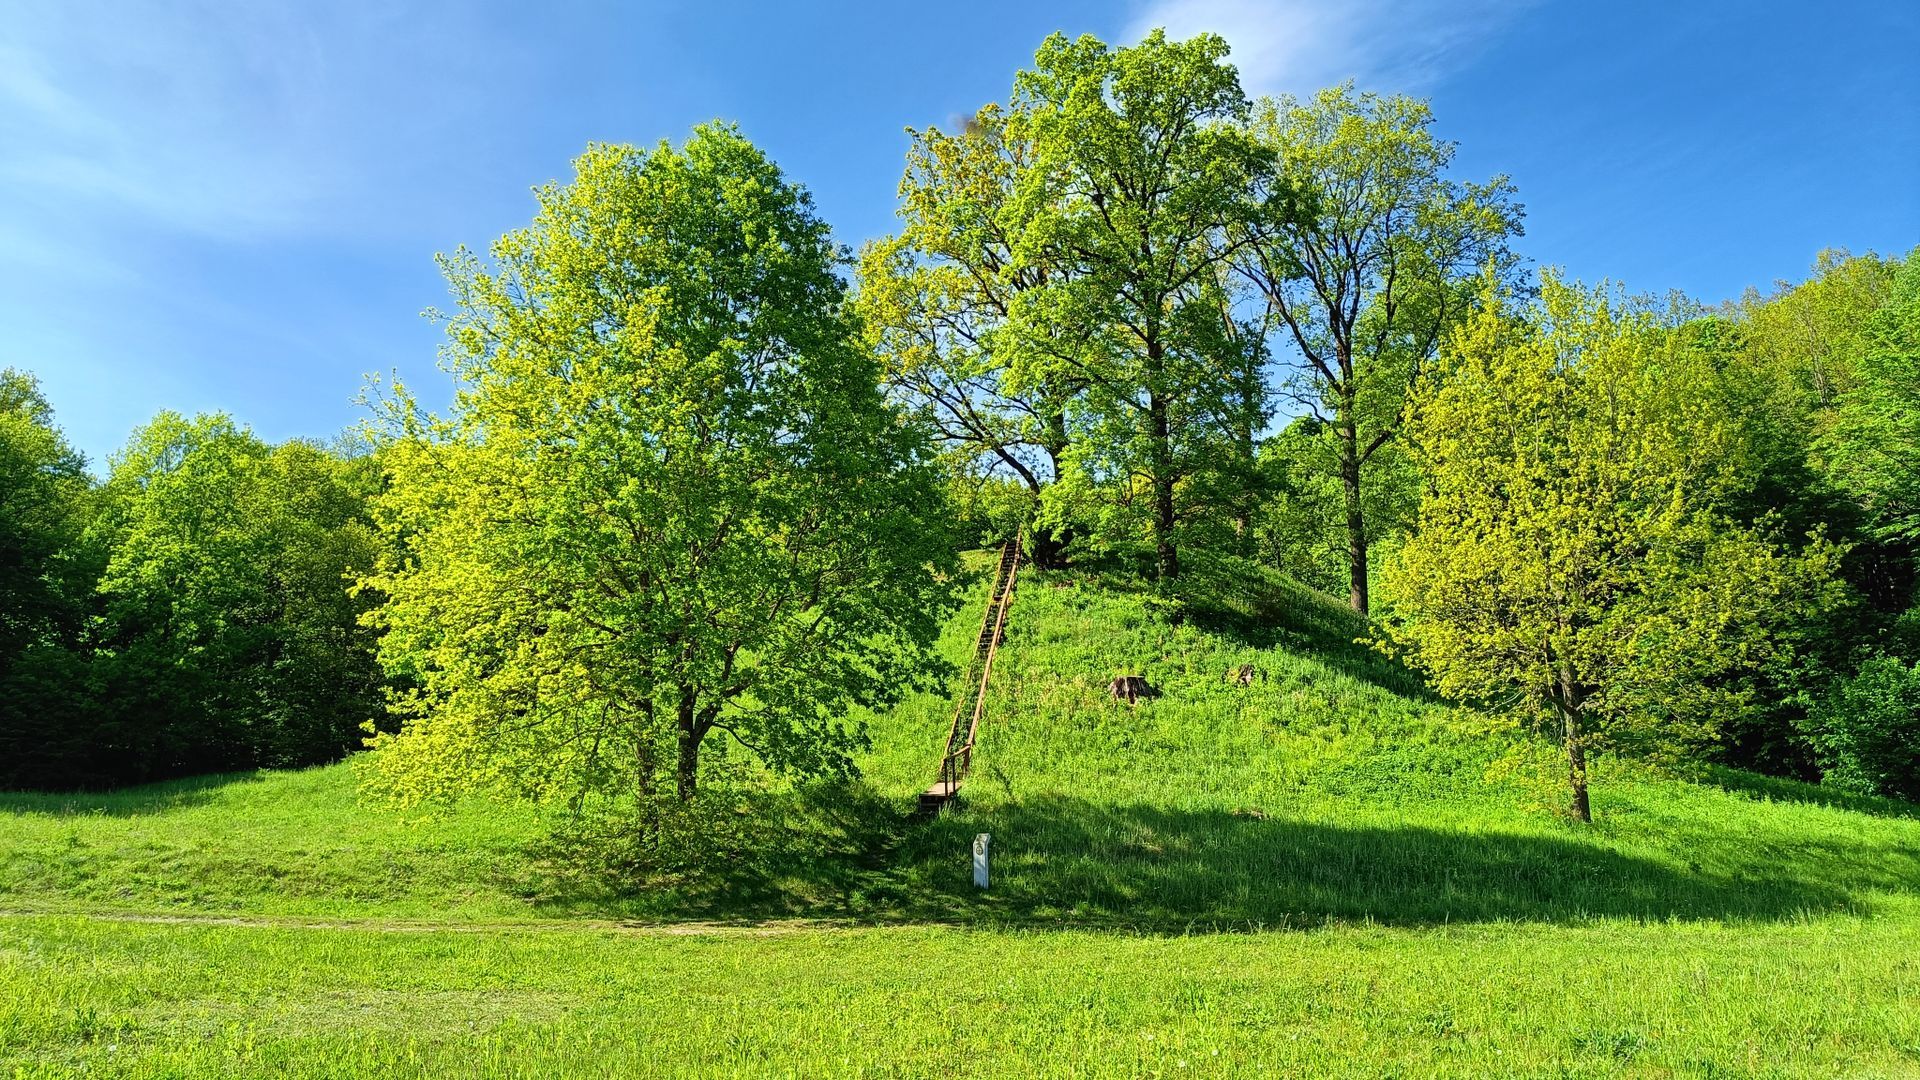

[5,555,1920,1076]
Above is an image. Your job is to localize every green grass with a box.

[5,914,1919,1078]
[4,552,1920,1076]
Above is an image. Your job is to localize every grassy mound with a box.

[5,554,1920,1076]
[879,554,1920,929]
[2,553,1914,928]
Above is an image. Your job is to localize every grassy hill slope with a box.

[4,553,1920,1076]
[886,555,1920,928]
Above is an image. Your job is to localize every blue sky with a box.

[3,0,1916,468]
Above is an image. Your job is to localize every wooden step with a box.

[917,780,960,815]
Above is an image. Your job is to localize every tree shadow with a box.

[528,792,1911,932]
[1171,554,1434,700]
[0,770,269,818]
[876,798,1897,931]
[1705,765,1920,821]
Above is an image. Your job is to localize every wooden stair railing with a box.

[919,536,1022,814]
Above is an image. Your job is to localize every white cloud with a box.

[0,1,521,242]
[1124,0,1533,98]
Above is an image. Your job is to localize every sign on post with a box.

[973,833,991,889]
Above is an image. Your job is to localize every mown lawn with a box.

[4,556,1919,1076]
[6,913,1920,1078]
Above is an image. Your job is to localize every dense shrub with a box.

[0,403,385,791]
[1806,655,1920,802]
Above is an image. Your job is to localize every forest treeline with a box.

[1,31,1915,820]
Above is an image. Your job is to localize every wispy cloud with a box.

[0,1,523,243]
[1124,0,1533,97]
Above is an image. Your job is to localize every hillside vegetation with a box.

[5,560,1920,1076]
[3,555,1917,930]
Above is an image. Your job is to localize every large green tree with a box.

[362,127,957,810]
[0,369,88,666]
[1237,86,1522,612]
[856,102,1088,567]
[1381,278,1842,822]
[1006,30,1278,580]
[81,413,384,782]
[1821,251,1920,542]
[0,370,94,786]
[1741,248,1901,417]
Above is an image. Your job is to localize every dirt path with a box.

[0,907,867,936]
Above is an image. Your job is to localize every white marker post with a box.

[973,833,991,890]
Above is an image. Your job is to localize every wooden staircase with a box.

[919,536,1022,815]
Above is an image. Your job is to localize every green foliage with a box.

[1007,30,1275,579]
[941,471,1036,549]
[1237,85,1523,611]
[0,390,380,790]
[1255,415,1419,598]
[1821,249,1920,541]
[855,103,1082,542]
[1740,247,1901,416]
[0,370,95,789]
[362,126,959,812]
[1381,276,1846,819]
[0,370,90,650]
[1807,655,1920,802]
[81,413,382,783]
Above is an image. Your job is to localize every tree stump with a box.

[1108,675,1157,704]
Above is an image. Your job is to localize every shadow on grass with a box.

[1171,553,1432,700]
[0,771,269,817]
[1705,765,1920,820]
[528,790,1907,932]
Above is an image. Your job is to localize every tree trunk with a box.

[1337,418,1368,614]
[635,722,656,801]
[1025,407,1074,570]
[1557,667,1592,824]
[1029,525,1070,570]
[1044,408,1071,482]
[1149,389,1179,581]
[674,687,701,801]
[676,727,700,801]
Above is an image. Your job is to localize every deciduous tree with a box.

[856,103,1087,566]
[362,127,957,810]
[1238,86,1521,612]
[1380,278,1842,821]
[1821,251,1920,541]
[0,370,93,786]
[84,413,384,781]
[1007,30,1278,580]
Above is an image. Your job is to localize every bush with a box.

[1806,655,1920,802]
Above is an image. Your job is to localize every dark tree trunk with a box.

[1149,390,1179,581]
[1337,418,1368,614]
[1022,406,1075,570]
[674,687,702,801]
[635,709,657,801]
[1029,525,1070,570]
[1556,667,1592,824]
[676,727,700,801]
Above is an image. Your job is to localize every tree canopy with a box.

[361,126,958,810]
[1380,277,1844,820]
[1004,30,1279,580]
[1238,85,1523,612]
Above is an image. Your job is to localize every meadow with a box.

[4,558,1920,1077]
